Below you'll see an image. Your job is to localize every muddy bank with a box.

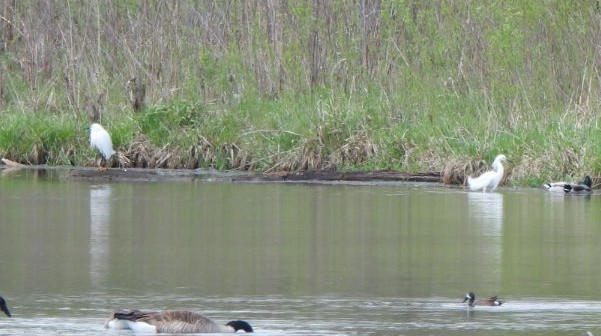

[0,162,442,184]
[68,167,442,184]
[251,170,442,183]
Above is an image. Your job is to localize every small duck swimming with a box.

[544,176,592,194]
[105,309,253,333]
[462,292,504,307]
[0,296,11,317]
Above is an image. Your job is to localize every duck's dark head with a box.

[0,296,11,317]
[462,292,475,306]
[227,320,253,333]
[581,176,592,188]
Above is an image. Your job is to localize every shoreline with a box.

[1,163,442,185]
[3,162,597,191]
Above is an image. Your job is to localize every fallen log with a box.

[233,170,442,183]
[64,167,441,183]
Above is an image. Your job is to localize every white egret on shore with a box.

[90,123,116,171]
[467,154,509,192]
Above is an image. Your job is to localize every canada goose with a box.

[467,155,510,192]
[462,292,504,307]
[0,296,11,317]
[105,309,253,333]
[89,123,116,172]
[544,176,592,194]
[105,310,140,329]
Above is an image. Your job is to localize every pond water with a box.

[0,168,601,335]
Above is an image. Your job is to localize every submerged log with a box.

[66,167,442,184]
[1,158,25,167]
[234,170,442,183]
[67,168,197,182]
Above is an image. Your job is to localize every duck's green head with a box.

[580,176,592,188]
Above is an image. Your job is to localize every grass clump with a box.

[0,113,82,165]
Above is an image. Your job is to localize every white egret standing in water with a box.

[90,123,116,171]
[467,154,509,192]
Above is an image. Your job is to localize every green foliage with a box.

[0,112,80,165]
[1,1,601,185]
[108,121,136,150]
[136,101,206,145]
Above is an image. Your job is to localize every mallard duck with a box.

[104,309,253,333]
[0,296,11,317]
[462,292,504,307]
[544,176,592,194]
[467,154,509,192]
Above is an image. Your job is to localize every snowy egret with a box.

[544,176,592,194]
[105,310,253,333]
[466,154,509,192]
[462,292,504,307]
[90,123,116,171]
[0,296,11,317]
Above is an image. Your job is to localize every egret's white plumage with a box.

[467,154,508,192]
[90,123,115,170]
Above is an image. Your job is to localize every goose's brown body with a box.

[105,309,253,333]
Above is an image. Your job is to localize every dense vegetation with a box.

[1,1,601,186]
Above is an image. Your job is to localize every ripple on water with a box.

[1,296,601,335]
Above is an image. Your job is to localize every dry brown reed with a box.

[441,157,488,186]
[2,2,601,184]
[0,1,403,111]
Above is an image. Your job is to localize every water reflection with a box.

[465,192,504,288]
[467,192,503,235]
[1,176,601,335]
[89,184,112,287]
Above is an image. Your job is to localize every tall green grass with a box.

[1,1,601,185]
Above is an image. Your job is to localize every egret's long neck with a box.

[495,161,504,176]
